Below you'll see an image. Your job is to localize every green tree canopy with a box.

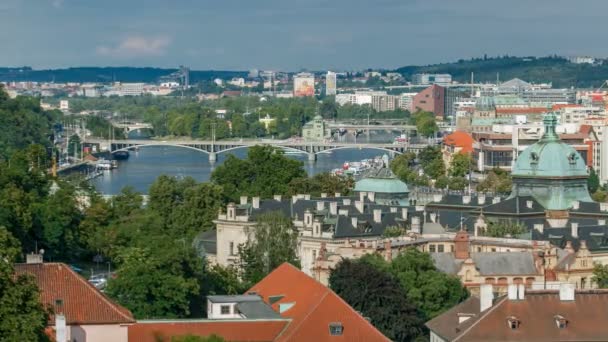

[476,168,512,194]
[238,211,300,285]
[211,146,306,201]
[589,168,600,194]
[287,172,353,197]
[449,153,471,178]
[0,227,50,341]
[329,258,424,341]
[593,263,608,288]
[483,220,526,238]
[418,146,445,180]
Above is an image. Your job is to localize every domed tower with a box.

[509,113,591,210]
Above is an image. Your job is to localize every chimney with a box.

[273,195,282,202]
[433,194,443,202]
[384,240,392,261]
[316,201,325,211]
[335,192,341,197]
[390,207,398,213]
[526,200,533,209]
[534,224,544,234]
[580,240,588,250]
[321,192,328,198]
[478,194,486,205]
[508,284,518,300]
[463,195,471,205]
[401,208,408,220]
[339,209,349,216]
[252,197,260,209]
[430,212,437,223]
[601,203,608,212]
[368,192,376,202]
[359,192,366,202]
[26,253,43,264]
[571,222,578,238]
[572,201,580,210]
[330,202,338,215]
[355,201,364,213]
[343,198,351,205]
[480,284,494,312]
[373,209,382,223]
[411,216,421,234]
[227,203,236,220]
[240,196,248,205]
[518,284,525,300]
[565,241,574,253]
[292,195,298,204]
[559,283,575,301]
[304,194,311,200]
[351,217,358,228]
[492,197,501,204]
[55,314,67,342]
[599,219,606,226]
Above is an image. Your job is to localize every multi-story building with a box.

[325,71,336,96]
[413,73,452,85]
[412,84,446,119]
[335,91,399,112]
[293,72,315,97]
[301,115,329,141]
[398,92,417,111]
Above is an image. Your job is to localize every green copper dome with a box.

[354,177,409,194]
[512,113,588,178]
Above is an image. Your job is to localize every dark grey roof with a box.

[431,253,464,275]
[532,225,608,252]
[480,196,544,215]
[471,252,538,276]
[236,301,282,319]
[207,295,263,303]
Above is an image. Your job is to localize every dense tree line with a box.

[330,249,468,341]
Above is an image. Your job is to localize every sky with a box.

[1,0,607,71]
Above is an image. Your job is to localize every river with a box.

[91,130,405,194]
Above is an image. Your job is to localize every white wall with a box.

[70,324,129,342]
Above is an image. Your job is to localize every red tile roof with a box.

[15,263,134,325]
[495,107,550,114]
[552,104,581,110]
[430,290,608,342]
[128,320,289,342]
[247,263,389,342]
[443,131,474,153]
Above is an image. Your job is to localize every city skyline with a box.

[1,0,607,70]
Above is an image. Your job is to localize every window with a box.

[438,245,445,253]
[229,242,235,256]
[491,248,496,252]
[329,322,344,336]
[429,244,436,253]
[507,316,520,329]
[450,245,455,252]
[220,305,230,315]
[477,247,482,252]
[312,249,317,262]
[555,315,567,329]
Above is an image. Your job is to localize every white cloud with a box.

[96,35,171,58]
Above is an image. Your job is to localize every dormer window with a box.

[530,152,539,164]
[329,322,344,336]
[507,316,520,329]
[555,315,567,329]
[568,152,578,165]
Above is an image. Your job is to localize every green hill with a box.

[396,56,608,88]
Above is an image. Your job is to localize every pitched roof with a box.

[443,131,474,153]
[128,320,289,342]
[449,290,608,342]
[425,296,481,341]
[247,263,389,342]
[14,262,134,325]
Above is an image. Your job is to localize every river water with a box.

[91,131,404,194]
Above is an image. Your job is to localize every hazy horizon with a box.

[1,0,607,70]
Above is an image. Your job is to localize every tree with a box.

[383,226,405,238]
[411,111,438,137]
[330,259,424,341]
[211,146,306,201]
[589,168,600,194]
[592,263,608,288]
[448,176,467,191]
[0,227,50,341]
[390,152,417,183]
[238,211,300,285]
[449,153,471,178]
[288,172,353,197]
[418,146,445,180]
[476,168,512,194]
[483,220,526,238]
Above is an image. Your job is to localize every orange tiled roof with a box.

[443,131,474,153]
[552,104,581,110]
[128,320,289,342]
[495,107,550,114]
[15,263,135,325]
[247,263,389,342]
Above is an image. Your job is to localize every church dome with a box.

[512,113,588,178]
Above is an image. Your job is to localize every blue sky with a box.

[1,0,606,70]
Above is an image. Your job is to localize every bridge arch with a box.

[318,146,404,155]
[111,143,211,155]
[217,145,308,155]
